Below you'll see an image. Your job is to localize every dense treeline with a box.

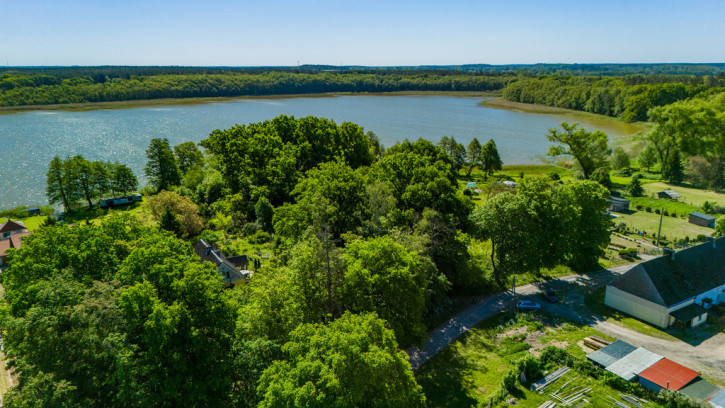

[3,63,724,78]
[0,71,512,107]
[502,75,724,121]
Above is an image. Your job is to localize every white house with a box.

[193,240,251,287]
[605,237,725,328]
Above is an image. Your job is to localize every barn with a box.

[604,237,725,328]
[607,196,630,212]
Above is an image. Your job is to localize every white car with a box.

[517,300,541,310]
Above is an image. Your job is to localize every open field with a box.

[415,312,661,408]
[641,182,725,207]
[612,209,712,241]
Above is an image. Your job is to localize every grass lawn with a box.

[641,182,725,208]
[612,209,712,241]
[415,312,661,408]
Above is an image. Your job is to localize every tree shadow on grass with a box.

[415,345,480,408]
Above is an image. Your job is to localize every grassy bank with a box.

[0,90,499,115]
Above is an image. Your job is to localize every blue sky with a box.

[1,0,723,66]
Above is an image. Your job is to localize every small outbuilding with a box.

[502,180,516,188]
[678,378,721,402]
[605,347,662,381]
[607,196,630,212]
[586,340,637,368]
[466,182,477,189]
[657,190,681,200]
[637,358,699,392]
[688,212,715,228]
[28,207,41,216]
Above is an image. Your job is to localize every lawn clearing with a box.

[612,209,712,242]
[415,312,662,408]
[641,182,725,208]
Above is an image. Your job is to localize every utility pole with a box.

[656,209,664,247]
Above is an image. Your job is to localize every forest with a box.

[0,115,618,407]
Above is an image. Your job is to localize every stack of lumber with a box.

[583,336,610,350]
[621,394,647,407]
[531,367,570,392]
[537,401,556,408]
[550,386,591,407]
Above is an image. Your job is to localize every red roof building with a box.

[638,358,700,392]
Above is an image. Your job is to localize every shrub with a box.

[242,221,261,236]
[663,209,669,216]
[696,234,706,242]
[249,229,271,244]
[635,204,643,211]
[645,206,652,212]
[618,248,638,259]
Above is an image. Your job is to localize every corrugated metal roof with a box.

[710,389,725,408]
[638,358,699,391]
[690,212,716,221]
[586,340,636,367]
[679,378,720,401]
[605,347,662,381]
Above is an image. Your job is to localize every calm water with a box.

[0,96,638,208]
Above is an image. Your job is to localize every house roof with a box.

[608,196,630,203]
[638,358,699,391]
[670,303,708,322]
[0,219,26,233]
[689,212,716,221]
[605,347,662,381]
[609,237,725,307]
[586,340,637,367]
[193,239,249,283]
[658,190,681,199]
[0,232,32,257]
[678,378,720,401]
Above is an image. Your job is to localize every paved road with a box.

[407,262,725,384]
[406,264,634,370]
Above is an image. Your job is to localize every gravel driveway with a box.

[407,262,725,385]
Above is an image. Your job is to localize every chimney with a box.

[706,236,716,248]
[663,248,675,260]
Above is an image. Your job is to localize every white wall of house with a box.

[691,313,707,327]
[696,284,725,306]
[605,285,670,328]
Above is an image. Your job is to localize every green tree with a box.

[465,137,482,176]
[627,174,644,197]
[159,207,183,237]
[714,216,725,237]
[112,163,138,194]
[93,161,112,197]
[146,190,204,238]
[637,145,657,171]
[71,155,97,208]
[663,149,684,183]
[546,122,611,179]
[343,236,429,346]
[438,136,467,174]
[593,168,613,191]
[174,141,204,174]
[46,156,73,212]
[257,312,426,408]
[254,196,274,233]
[145,138,181,191]
[610,147,631,170]
[481,139,503,177]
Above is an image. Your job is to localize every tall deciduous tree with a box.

[257,312,426,408]
[610,147,630,170]
[546,122,611,179]
[145,138,181,191]
[71,155,97,208]
[46,155,73,212]
[465,138,482,176]
[112,163,138,194]
[438,136,466,174]
[481,139,503,177]
[637,145,657,171]
[174,141,204,174]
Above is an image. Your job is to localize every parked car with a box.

[517,300,541,310]
[544,288,558,303]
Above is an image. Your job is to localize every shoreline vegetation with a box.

[0,90,501,114]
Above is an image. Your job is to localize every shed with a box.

[657,190,681,200]
[678,378,720,401]
[689,212,715,228]
[637,358,699,392]
[503,180,516,188]
[466,182,477,189]
[607,196,630,212]
[28,207,41,216]
[586,340,636,368]
[669,303,708,327]
[605,347,662,381]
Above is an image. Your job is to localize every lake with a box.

[0,96,640,208]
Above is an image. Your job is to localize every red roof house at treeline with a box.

[0,219,33,270]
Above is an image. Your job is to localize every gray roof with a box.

[679,378,720,401]
[610,237,725,307]
[193,240,249,283]
[605,347,662,381]
[689,212,716,221]
[587,340,637,367]
[658,190,681,199]
[608,196,630,203]
[670,303,708,322]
